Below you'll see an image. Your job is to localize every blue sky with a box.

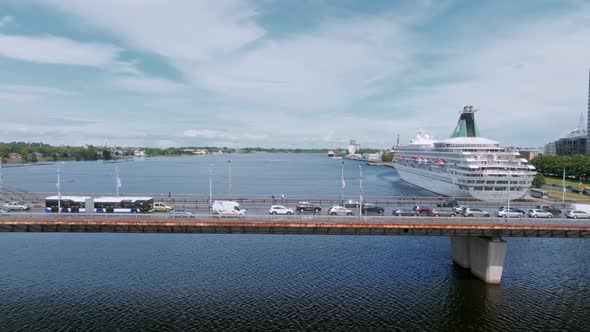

[1,0,589,148]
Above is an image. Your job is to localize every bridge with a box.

[1,213,589,284]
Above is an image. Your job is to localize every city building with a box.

[518,149,540,161]
[347,140,361,155]
[542,68,590,156]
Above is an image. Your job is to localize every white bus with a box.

[94,197,154,213]
[530,188,549,199]
[45,196,91,213]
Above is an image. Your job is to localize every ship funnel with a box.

[450,105,480,138]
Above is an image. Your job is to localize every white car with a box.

[0,208,7,213]
[3,202,30,211]
[527,209,553,218]
[328,206,353,216]
[496,208,524,218]
[453,205,468,213]
[565,210,590,219]
[268,205,294,215]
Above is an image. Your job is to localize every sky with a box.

[0,0,589,149]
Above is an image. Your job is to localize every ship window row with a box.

[459,185,527,191]
[458,179,529,185]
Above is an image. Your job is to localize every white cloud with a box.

[0,84,76,102]
[182,129,229,139]
[111,76,186,94]
[0,15,14,27]
[0,34,138,74]
[33,0,265,61]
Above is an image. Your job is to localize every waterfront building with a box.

[347,140,360,155]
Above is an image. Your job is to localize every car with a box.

[463,208,490,217]
[430,208,456,217]
[393,208,417,216]
[499,206,526,215]
[453,205,468,213]
[436,199,458,207]
[583,189,590,196]
[361,203,384,215]
[268,205,294,215]
[153,202,174,212]
[295,202,321,213]
[328,206,353,216]
[528,209,552,218]
[495,208,524,218]
[168,209,193,215]
[3,202,30,211]
[565,210,590,219]
[342,200,360,208]
[0,208,7,213]
[536,205,561,216]
[412,205,433,215]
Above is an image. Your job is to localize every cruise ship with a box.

[393,106,536,202]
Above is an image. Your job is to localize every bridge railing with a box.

[0,212,587,228]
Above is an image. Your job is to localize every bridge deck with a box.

[1,214,589,238]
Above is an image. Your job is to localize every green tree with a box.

[381,153,393,162]
[102,149,112,160]
[532,174,546,188]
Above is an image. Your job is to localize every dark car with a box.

[412,205,433,215]
[362,203,385,215]
[583,189,590,196]
[295,201,321,213]
[436,199,458,207]
[393,208,417,216]
[342,200,360,208]
[536,205,561,215]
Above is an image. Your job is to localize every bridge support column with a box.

[450,236,507,284]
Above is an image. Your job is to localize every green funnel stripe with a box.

[451,120,467,137]
[450,111,481,138]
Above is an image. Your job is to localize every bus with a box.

[94,196,154,213]
[530,188,549,199]
[45,196,91,213]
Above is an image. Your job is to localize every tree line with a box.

[529,154,590,181]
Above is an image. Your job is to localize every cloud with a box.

[32,0,265,61]
[111,76,186,94]
[0,15,14,27]
[0,84,76,101]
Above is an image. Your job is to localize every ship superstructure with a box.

[393,106,536,202]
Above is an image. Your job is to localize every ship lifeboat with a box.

[409,156,417,160]
[434,159,446,165]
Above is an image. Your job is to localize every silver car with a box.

[3,201,30,211]
[328,206,353,216]
[565,210,590,219]
[463,208,490,217]
[528,209,553,218]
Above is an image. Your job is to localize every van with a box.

[569,204,590,214]
[211,201,246,215]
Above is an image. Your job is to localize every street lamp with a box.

[358,165,363,220]
[57,164,61,213]
[209,163,213,215]
[228,159,232,199]
[506,168,511,221]
[451,163,457,201]
[340,161,345,201]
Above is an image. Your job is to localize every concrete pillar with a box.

[450,236,508,284]
[450,236,471,268]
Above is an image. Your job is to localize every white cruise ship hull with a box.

[393,163,527,202]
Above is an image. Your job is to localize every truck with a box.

[211,201,247,216]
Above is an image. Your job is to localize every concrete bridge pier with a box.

[450,236,507,284]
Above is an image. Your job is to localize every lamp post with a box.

[451,163,457,201]
[506,168,511,221]
[209,163,213,215]
[228,159,232,199]
[358,165,363,220]
[57,164,61,213]
[341,161,345,201]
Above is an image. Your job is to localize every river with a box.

[0,154,588,331]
